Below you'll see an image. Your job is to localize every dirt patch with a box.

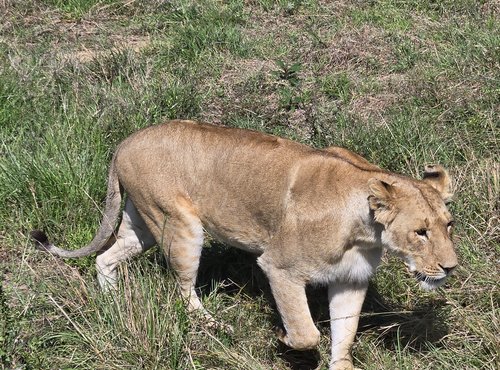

[61,34,151,62]
[0,3,150,63]
[239,8,400,127]
[481,0,500,16]
[348,73,406,123]
[320,25,394,74]
[219,59,276,89]
[45,15,151,62]
[349,94,396,122]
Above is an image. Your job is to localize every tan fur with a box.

[33,120,458,370]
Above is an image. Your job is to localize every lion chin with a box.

[415,273,448,291]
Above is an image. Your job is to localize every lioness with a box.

[32,120,458,370]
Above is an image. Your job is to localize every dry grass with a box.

[1,0,498,369]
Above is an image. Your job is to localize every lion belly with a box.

[203,223,266,254]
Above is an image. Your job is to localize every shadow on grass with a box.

[195,242,322,369]
[276,345,321,370]
[158,242,451,367]
[306,282,451,352]
[358,285,451,352]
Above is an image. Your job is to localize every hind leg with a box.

[158,196,205,313]
[145,196,215,315]
[140,195,229,329]
[96,198,156,291]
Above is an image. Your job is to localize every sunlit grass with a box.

[0,0,498,369]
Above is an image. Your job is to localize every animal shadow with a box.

[196,243,321,369]
[358,284,452,352]
[276,344,321,370]
[306,283,451,352]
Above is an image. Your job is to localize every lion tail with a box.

[31,153,122,258]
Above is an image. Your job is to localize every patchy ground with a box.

[1,0,498,369]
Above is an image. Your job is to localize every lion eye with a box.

[416,229,428,238]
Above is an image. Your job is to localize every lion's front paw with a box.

[275,326,320,350]
[329,358,357,370]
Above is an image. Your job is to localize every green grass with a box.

[1,0,498,369]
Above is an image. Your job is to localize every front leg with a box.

[328,281,368,370]
[258,256,320,350]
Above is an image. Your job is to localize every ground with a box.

[0,1,498,369]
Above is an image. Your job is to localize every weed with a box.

[271,59,308,111]
[272,59,302,87]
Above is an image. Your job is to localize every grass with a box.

[0,0,498,369]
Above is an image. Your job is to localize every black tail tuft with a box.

[30,229,50,249]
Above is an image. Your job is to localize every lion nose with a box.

[439,264,457,275]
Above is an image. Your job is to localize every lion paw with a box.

[329,359,357,370]
[205,317,234,334]
[275,326,320,350]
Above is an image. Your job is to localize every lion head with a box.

[368,165,458,290]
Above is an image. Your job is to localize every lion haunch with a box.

[32,120,458,370]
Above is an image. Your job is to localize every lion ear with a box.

[422,164,453,203]
[368,179,397,224]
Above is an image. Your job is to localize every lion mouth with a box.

[414,272,447,290]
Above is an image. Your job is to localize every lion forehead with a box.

[398,183,451,224]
